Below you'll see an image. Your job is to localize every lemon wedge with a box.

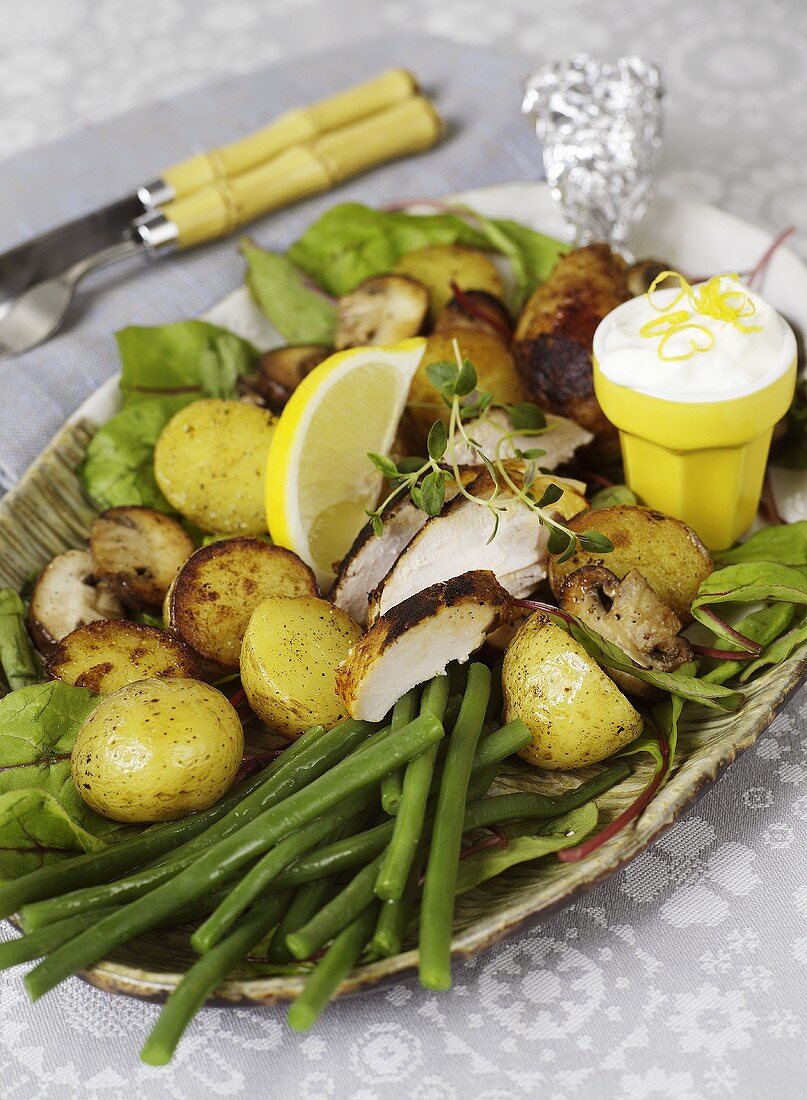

[265,338,426,587]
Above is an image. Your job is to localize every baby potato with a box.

[406,331,526,444]
[71,678,243,823]
[393,244,504,322]
[153,399,276,535]
[241,596,362,737]
[502,614,642,770]
[548,505,713,621]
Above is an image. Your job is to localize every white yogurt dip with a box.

[594,273,795,402]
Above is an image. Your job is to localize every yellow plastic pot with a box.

[592,336,797,551]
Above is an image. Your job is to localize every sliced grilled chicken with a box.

[334,275,429,350]
[238,345,330,412]
[330,469,478,626]
[559,565,693,698]
[367,467,587,623]
[90,506,195,610]
[336,571,512,721]
[447,407,593,470]
[28,549,125,652]
[513,243,631,451]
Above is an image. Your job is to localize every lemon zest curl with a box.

[640,271,762,362]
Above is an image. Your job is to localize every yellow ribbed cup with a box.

[592,338,797,551]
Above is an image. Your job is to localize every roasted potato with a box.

[153,399,276,535]
[514,243,630,452]
[241,596,362,737]
[334,275,429,349]
[47,620,199,694]
[89,506,194,610]
[28,549,125,652]
[548,505,713,621]
[434,289,512,340]
[393,244,504,322]
[238,345,329,412]
[406,331,526,444]
[165,538,318,669]
[502,613,642,769]
[71,678,243,823]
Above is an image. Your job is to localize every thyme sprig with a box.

[366,339,613,560]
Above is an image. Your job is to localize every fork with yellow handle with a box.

[135,70,443,251]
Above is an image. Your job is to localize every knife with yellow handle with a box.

[136,95,443,251]
[138,68,419,207]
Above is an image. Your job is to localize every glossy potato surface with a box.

[71,678,243,823]
[393,244,504,321]
[241,596,362,737]
[154,399,276,535]
[502,614,642,769]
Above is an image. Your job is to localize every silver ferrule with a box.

[522,55,664,259]
[136,177,176,209]
[133,210,180,254]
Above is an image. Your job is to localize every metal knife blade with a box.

[0,195,144,305]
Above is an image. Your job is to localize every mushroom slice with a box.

[330,468,478,626]
[447,407,593,470]
[334,275,429,350]
[90,506,195,610]
[336,571,512,721]
[559,565,693,697]
[433,289,513,341]
[625,259,674,297]
[368,467,587,623]
[239,345,330,412]
[28,549,125,652]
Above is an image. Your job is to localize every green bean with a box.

[376,677,448,901]
[486,656,504,724]
[286,854,385,961]
[140,892,291,1066]
[287,904,378,1032]
[21,719,373,932]
[0,908,116,969]
[25,713,443,1001]
[380,689,419,815]
[419,662,490,990]
[191,791,374,953]
[266,879,340,964]
[372,852,422,957]
[472,720,530,772]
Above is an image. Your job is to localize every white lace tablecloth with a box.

[1,5,806,1098]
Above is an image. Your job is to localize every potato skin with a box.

[393,244,504,322]
[153,399,276,535]
[165,538,318,669]
[548,505,713,621]
[47,620,199,694]
[241,596,362,737]
[502,614,642,770]
[71,678,243,823]
[406,331,525,444]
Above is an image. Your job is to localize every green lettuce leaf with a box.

[455,804,597,893]
[459,211,568,308]
[0,682,130,880]
[590,484,638,509]
[243,241,337,344]
[116,321,258,402]
[80,393,196,512]
[692,562,807,639]
[739,615,807,681]
[718,522,807,566]
[0,590,42,691]
[287,203,490,295]
[771,379,807,468]
[701,603,797,685]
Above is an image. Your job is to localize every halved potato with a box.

[334,275,429,350]
[406,331,526,444]
[548,505,713,621]
[165,538,318,669]
[434,289,512,340]
[153,399,277,535]
[89,506,194,610]
[28,549,125,652]
[393,244,504,321]
[47,620,199,694]
[241,596,362,737]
